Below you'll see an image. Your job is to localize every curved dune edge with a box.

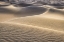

[0,6,64,32]
[39,8,64,20]
[0,22,64,42]
[0,5,64,22]
[0,5,48,22]
[7,16,64,31]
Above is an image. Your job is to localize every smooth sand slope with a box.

[0,22,64,42]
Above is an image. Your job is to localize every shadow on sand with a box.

[0,6,47,17]
[49,8,64,15]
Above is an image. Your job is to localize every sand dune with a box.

[0,22,64,42]
[0,5,20,22]
[7,8,64,31]
[0,5,64,42]
[0,5,47,22]
[39,8,64,20]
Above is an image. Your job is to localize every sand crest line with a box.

[1,22,64,33]
[3,15,64,23]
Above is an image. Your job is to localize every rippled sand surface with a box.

[0,5,64,42]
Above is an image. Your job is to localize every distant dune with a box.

[0,5,47,22]
[0,5,64,42]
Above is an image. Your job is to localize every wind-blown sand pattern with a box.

[0,5,64,42]
[0,22,64,42]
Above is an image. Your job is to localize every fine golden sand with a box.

[0,5,64,42]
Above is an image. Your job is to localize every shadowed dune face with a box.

[0,5,47,16]
[49,9,64,14]
[0,8,17,14]
[15,6,47,17]
[0,22,64,42]
[54,6,64,9]
[0,5,47,22]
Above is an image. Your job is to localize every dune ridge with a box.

[6,16,64,31]
[0,5,48,22]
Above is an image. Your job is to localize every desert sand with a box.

[0,5,64,42]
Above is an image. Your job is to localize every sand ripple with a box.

[0,22,64,42]
[0,5,64,42]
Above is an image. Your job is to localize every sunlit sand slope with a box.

[0,22,64,42]
[7,8,64,31]
[0,13,17,22]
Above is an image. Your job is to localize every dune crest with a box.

[3,8,64,32]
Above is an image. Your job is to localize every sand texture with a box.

[0,5,64,42]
